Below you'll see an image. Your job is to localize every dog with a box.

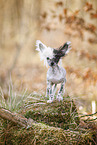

[36,40,71,103]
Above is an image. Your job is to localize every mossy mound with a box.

[25,98,80,130]
[0,120,95,145]
[0,96,97,145]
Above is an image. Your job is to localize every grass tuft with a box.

[0,83,29,112]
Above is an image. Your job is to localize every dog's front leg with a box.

[46,80,50,98]
[57,80,66,101]
[53,84,57,97]
[47,82,54,103]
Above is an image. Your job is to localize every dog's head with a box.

[36,40,71,67]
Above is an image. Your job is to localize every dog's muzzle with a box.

[51,62,54,66]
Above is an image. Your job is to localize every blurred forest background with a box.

[0,0,97,114]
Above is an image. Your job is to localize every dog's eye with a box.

[47,57,49,60]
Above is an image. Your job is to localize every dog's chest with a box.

[47,66,66,84]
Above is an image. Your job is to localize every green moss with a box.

[0,121,95,145]
[0,97,97,145]
[25,99,80,130]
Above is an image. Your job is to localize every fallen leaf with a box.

[66,15,76,23]
[73,10,80,15]
[45,26,50,31]
[41,12,47,19]
[55,1,63,7]
[87,24,96,32]
[59,14,63,21]
[90,13,97,19]
[63,8,67,16]
[88,38,97,44]
[84,2,93,12]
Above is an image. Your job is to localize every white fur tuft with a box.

[36,40,47,51]
[36,40,54,67]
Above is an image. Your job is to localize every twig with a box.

[80,112,97,118]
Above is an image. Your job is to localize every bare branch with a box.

[0,107,27,127]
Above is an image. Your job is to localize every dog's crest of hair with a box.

[36,40,54,67]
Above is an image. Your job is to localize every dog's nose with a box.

[51,62,54,66]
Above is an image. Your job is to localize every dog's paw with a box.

[47,99,54,103]
[45,95,48,98]
[56,95,63,101]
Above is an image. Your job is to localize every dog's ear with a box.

[53,41,71,57]
[36,40,46,52]
[36,40,54,67]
